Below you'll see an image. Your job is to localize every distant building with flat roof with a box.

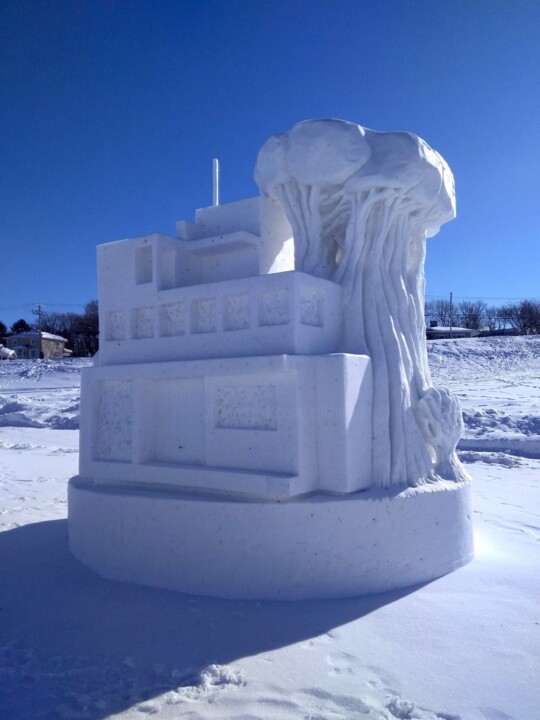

[426,325,479,340]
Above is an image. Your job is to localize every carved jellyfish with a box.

[255,119,371,278]
[255,119,467,489]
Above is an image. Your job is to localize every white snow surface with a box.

[1,338,539,719]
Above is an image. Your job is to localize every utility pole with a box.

[213,158,220,207]
[32,303,45,358]
[449,292,453,339]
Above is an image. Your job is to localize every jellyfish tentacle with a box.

[255,119,465,489]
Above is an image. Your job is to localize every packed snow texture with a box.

[256,119,465,489]
[1,336,539,719]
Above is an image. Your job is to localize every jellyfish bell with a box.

[427,159,456,236]
[340,129,456,240]
[254,132,289,200]
[286,118,371,186]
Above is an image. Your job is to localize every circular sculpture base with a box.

[68,477,474,601]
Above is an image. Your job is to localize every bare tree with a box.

[424,300,436,326]
[41,311,69,337]
[484,306,507,333]
[430,299,455,327]
[78,301,99,356]
[457,301,487,330]
[499,300,540,335]
[40,301,99,356]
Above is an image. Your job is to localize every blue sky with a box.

[1,0,539,328]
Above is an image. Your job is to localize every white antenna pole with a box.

[212,158,219,206]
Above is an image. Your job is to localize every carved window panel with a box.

[191,298,217,334]
[133,307,154,339]
[300,288,324,327]
[159,302,187,337]
[94,380,133,461]
[223,293,250,331]
[258,289,289,326]
[135,246,153,284]
[215,384,278,431]
[107,310,127,341]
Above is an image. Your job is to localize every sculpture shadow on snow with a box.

[1,519,425,720]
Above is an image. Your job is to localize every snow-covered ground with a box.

[1,338,539,720]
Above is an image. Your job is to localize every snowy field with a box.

[1,337,539,720]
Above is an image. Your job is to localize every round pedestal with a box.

[68,477,474,601]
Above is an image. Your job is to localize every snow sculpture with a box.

[255,119,467,488]
[68,119,473,600]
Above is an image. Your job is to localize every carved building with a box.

[80,196,373,500]
[70,120,473,600]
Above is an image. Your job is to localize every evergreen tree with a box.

[10,318,32,334]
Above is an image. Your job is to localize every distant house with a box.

[426,325,479,340]
[3,331,71,359]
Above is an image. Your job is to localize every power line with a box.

[0,302,88,312]
[0,304,34,311]
[426,295,540,301]
[32,302,88,308]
